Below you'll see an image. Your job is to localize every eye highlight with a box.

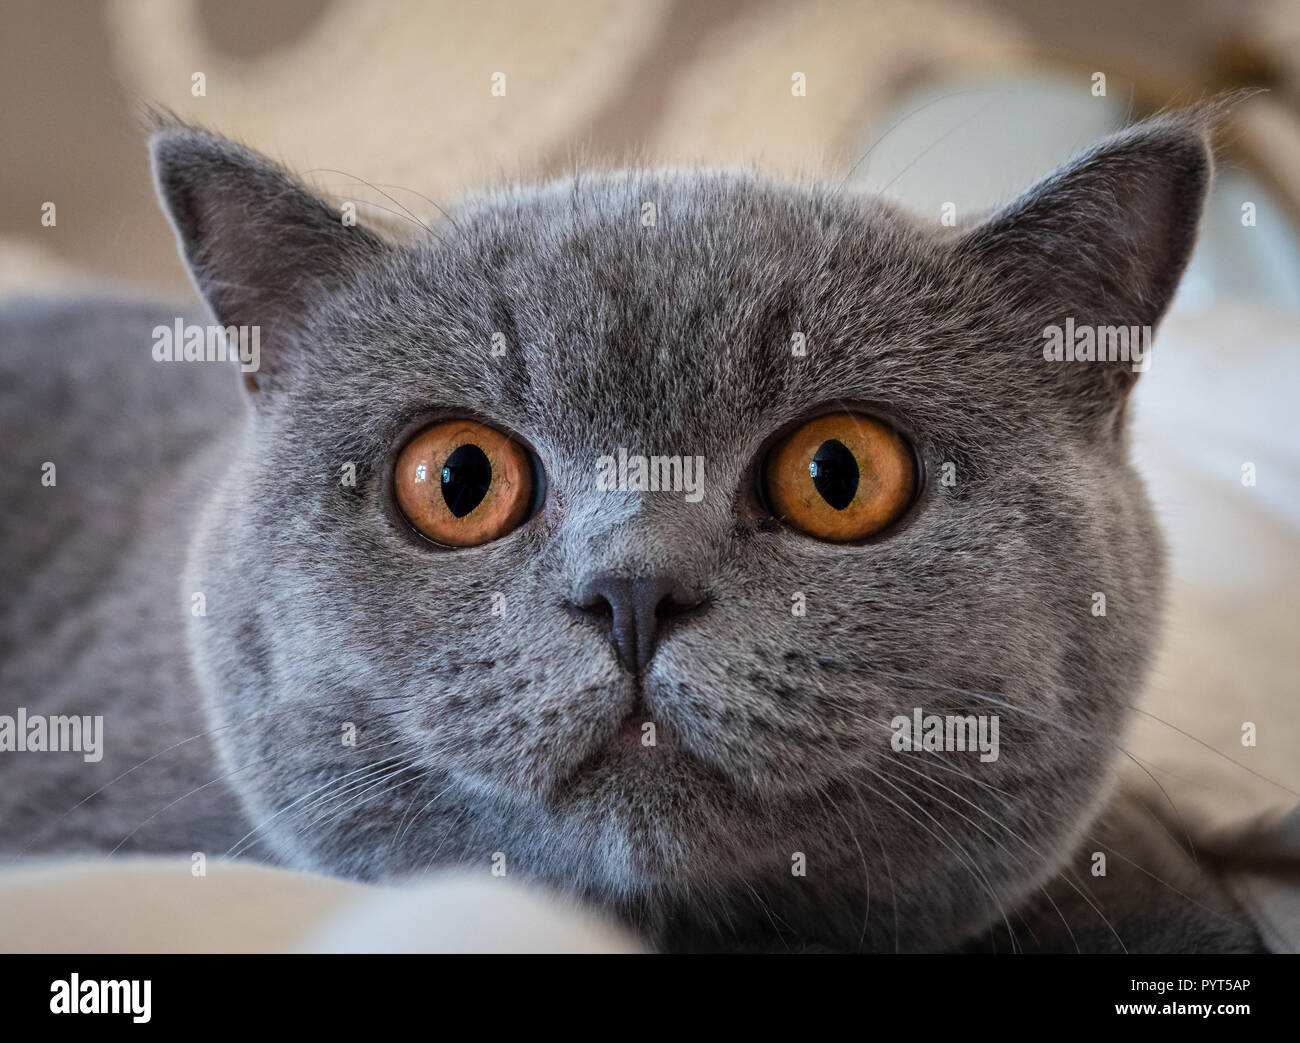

[762,413,916,542]
[394,420,535,547]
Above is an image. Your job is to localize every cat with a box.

[0,105,1264,952]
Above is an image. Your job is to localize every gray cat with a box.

[0,106,1263,952]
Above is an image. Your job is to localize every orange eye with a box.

[763,413,915,542]
[393,420,535,547]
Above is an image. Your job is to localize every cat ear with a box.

[957,107,1215,370]
[148,118,387,390]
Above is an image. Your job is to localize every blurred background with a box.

[2,0,1298,906]
[3,0,1299,293]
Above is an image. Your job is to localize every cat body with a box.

[0,111,1263,951]
[0,295,244,857]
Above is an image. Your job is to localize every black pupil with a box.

[441,443,492,517]
[809,439,859,510]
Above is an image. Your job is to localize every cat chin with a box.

[537,745,782,890]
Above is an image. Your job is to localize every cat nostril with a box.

[580,592,614,619]
[655,594,696,620]
[574,574,700,674]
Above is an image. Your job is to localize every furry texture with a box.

[0,108,1262,951]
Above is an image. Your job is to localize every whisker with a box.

[868,765,1038,951]
[853,772,1020,952]
[17,692,415,860]
[846,691,1197,867]
[361,181,463,233]
[1127,705,1300,800]
[296,762,424,835]
[871,758,1088,953]
[812,699,1108,951]
[343,198,445,239]
[833,684,1222,951]
[223,742,412,859]
[836,87,1008,189]
[812,787,871,951]
[1083,832,1256,934]
[388,777,458,855]
[848,787,900,953]
[106,755,265,858]
[843,662,1298,825]
[739,877,795,952]
[302,166,451,246]
[420,805,472,876]
[876,95,1005,197]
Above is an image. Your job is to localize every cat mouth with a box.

[552,708,700,794]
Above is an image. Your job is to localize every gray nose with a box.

[575,574,701,673]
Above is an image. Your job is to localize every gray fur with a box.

[0,107,1261,951]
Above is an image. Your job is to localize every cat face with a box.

[155,111,1210,950]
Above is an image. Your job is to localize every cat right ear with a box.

[956,107,1217,321]
[148,117,387,392]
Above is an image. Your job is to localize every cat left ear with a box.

[149,117,387,390]
[957,107,1215,338]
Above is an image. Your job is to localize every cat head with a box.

[152,107,1212,950]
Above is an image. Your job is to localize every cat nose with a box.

[574,574,701,674]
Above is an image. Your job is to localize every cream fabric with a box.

[0,859,640,954]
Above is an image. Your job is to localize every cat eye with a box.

[761,412,916,542]
[393,419,536,547]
